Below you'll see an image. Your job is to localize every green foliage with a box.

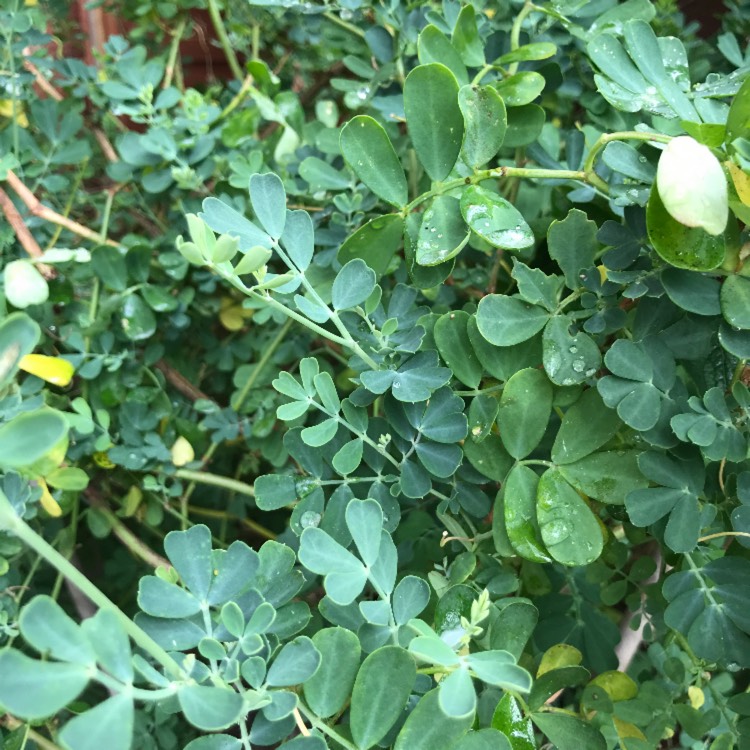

[0,1,749,749]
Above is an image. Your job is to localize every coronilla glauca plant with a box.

[0,0,750,749]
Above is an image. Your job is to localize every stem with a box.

[219,74,254,121]
[186,504,276,540]
[323,11,366,38]
[178,318,292,514]
[206,0,243,80]
[4,171,118,247]
[85,495,170,569]
[174,469,255,498]
[94,670,177,701]
[297,700,359,750]
[697,531,750,543]
[163,17,187,89]
[508,2,536,75]
[0,716,61,750]
[582,130,672,176]
[0,497,186,680]
[271,242,380,370]
[233,318,293,411]
[403,165,605,215]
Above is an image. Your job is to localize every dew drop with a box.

[300,511,321,529]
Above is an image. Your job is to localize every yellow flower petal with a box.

[93,451,115,469]
[0,100,29,127]
[219,297,253,331]
[727,162,750,207]
[688,685,705,709]
[19,354,75,386]
[38,478,62,517]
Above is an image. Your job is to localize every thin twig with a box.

[22,55,63,101]
[5,170,119,247]
[84,490,171,569]
[1,716,63,750]
[293,707,311,737]
[0,186,55,278]
[154,359,212,402]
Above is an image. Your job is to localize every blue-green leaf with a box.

[303,628,361,718]
[200,198,272,250]
[0,650,89,720]
[138,576,202,618]
[346,498,383,566]
[19,595,96,666]
[460,186,533,251]
[332,259,377,310]
[58,694,134,750]
[404,64,463,182]
[475,296,549,346]
[267,636,321,686]
[394,689,474,750]
[281,209,314,271]
[458,85,507,168]
[350,646,417,750]
[178,685,244,731]
[340,116,407,208]
[417,195,470,266]
[298,527,368,605]
[250,172,286,240]
[536,469,603,566]
[164,525,213,601]
[392,576,430,625]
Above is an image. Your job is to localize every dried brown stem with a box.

[5,170,118,247]
[154,359,211,403]
[0,186,55,278]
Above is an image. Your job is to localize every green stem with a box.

[0,496,186,680]
[583,130,672,175]
[87,500,169,569]
[297,700,359,750]
[219,74,255,121]
[403,165,605,215]
[5,4,20,161]
[271,241,380,370]
[323,10,366,38]
[94,670,177,701]
[186,504,276,540]
[307,398,400,469]
[175,469,255,498]
[163,17,187,90]
[179,318,292,516]
[508,2,536,75]
[233,318,293,411]
[51,497,80,602]
[455,383,504,397]
[206,0,244,80]
[251,24,260,60]
[248,288,352,349]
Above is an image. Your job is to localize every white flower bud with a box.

[3,259,49,308]
[656,136,728,236]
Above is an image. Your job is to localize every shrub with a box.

[0,1,749,748]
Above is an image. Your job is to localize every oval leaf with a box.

[404,64,463,182]
[340,116,408,208]
[350,646,417,750]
